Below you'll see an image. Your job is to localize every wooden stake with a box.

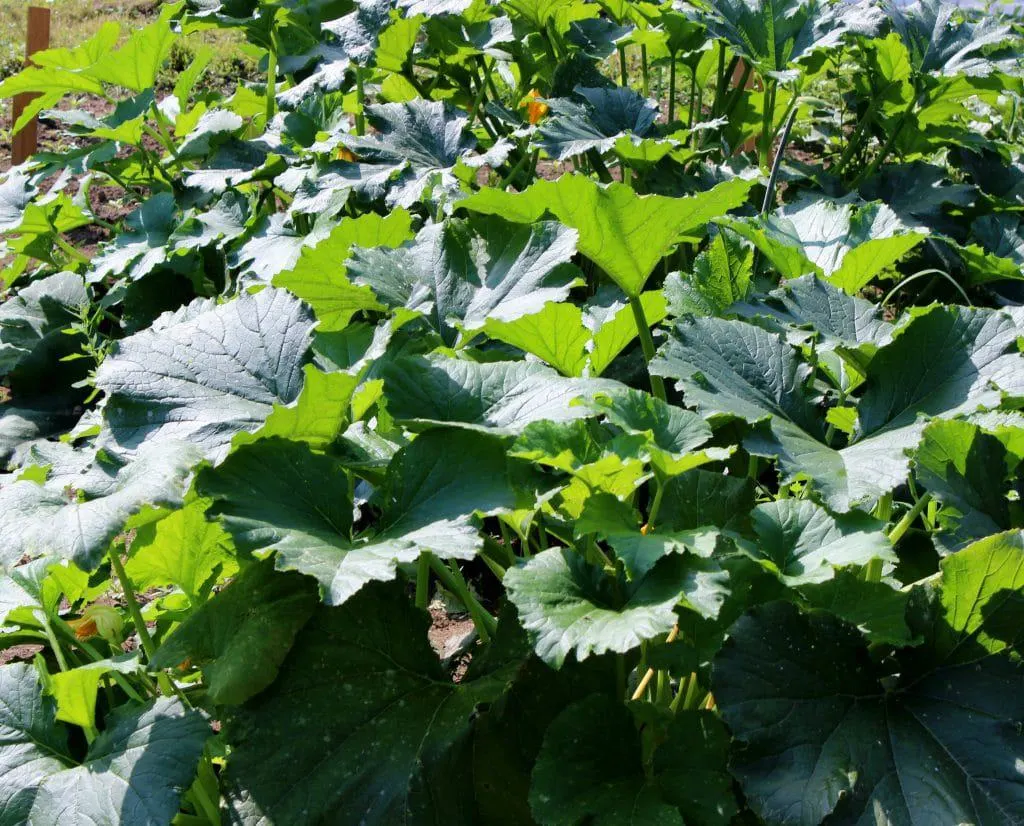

[11,6,51,166]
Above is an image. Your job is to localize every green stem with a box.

[835,97,877,176]
[647,475,666,529]
[629,295,667,401]
[264,45,277,124]
[761,105,798,216]
[416,552,431,609]
[109,551,157,662]
[428,556,496,642]
[618,44,628,87]
[191,764,221,824]
[873,492,893,523]
[863,557,884,584]
[668,58,677,123]
[587,149,613,183]
[640,45,650,98]
[354,67,366,136]
[720,63,751,121]
[52,232,89,265]
[41,615,69,672]
[887,493,933,545]
[759,79,776,168]
[682,671,701,710]
[686,68,696,129]
[713,49,735,116]
[851,100,914,188]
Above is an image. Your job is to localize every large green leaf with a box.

[857,305,1024,433]
[126,499,236,604]
[732,274,893,362]
[653,307,1024,512]
[579,387,729,476]
[87,194,177,284]
[693,0,882,75]
[223,580,520,825]
[913,419,1020,553]
[201,431,518,604]
[29,696,210,826]
[482,292,667,378]
[0,441,201,570]
[0,663,71,825]
[741,499,895,585]
[458,175,753,296]
[891,0,1017,76]
[714,532,1024,826]
[382,355,621,435]
[274,210,412,332]
[95,288,314,462]
[721,196,924,293]
[530,695,683,826]
[535,87,658,161]
[338,99,495,208]
[151,560,318,705]
[505,548,728,668]
[348,216,580,342]
[0,272,87,376]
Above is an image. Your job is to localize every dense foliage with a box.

[1,0,1024,822]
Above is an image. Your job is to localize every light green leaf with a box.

[349,216,580,342]
[458,175,753,296]
[799,569,915,645]
[484,302,590,377]
[586,291,667,376]
[914,419,1018,553]
[505,548,728,668]
[235,364,360,449]
[50,654,140,732]
[86,18,177,92]
[929,530,1024,665]
[126,499,237,604]
[721,196,924,293]
[274,211,412,332]
[664,229,752,317]
[742,499,895,585]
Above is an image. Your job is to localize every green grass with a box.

[0,0,258,89]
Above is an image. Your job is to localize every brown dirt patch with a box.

[0,643,42,664]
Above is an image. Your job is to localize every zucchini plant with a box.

[0,0,1022,823]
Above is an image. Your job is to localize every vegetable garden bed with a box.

[0,0,1023,823]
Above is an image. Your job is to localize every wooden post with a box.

[11,6,51,166]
